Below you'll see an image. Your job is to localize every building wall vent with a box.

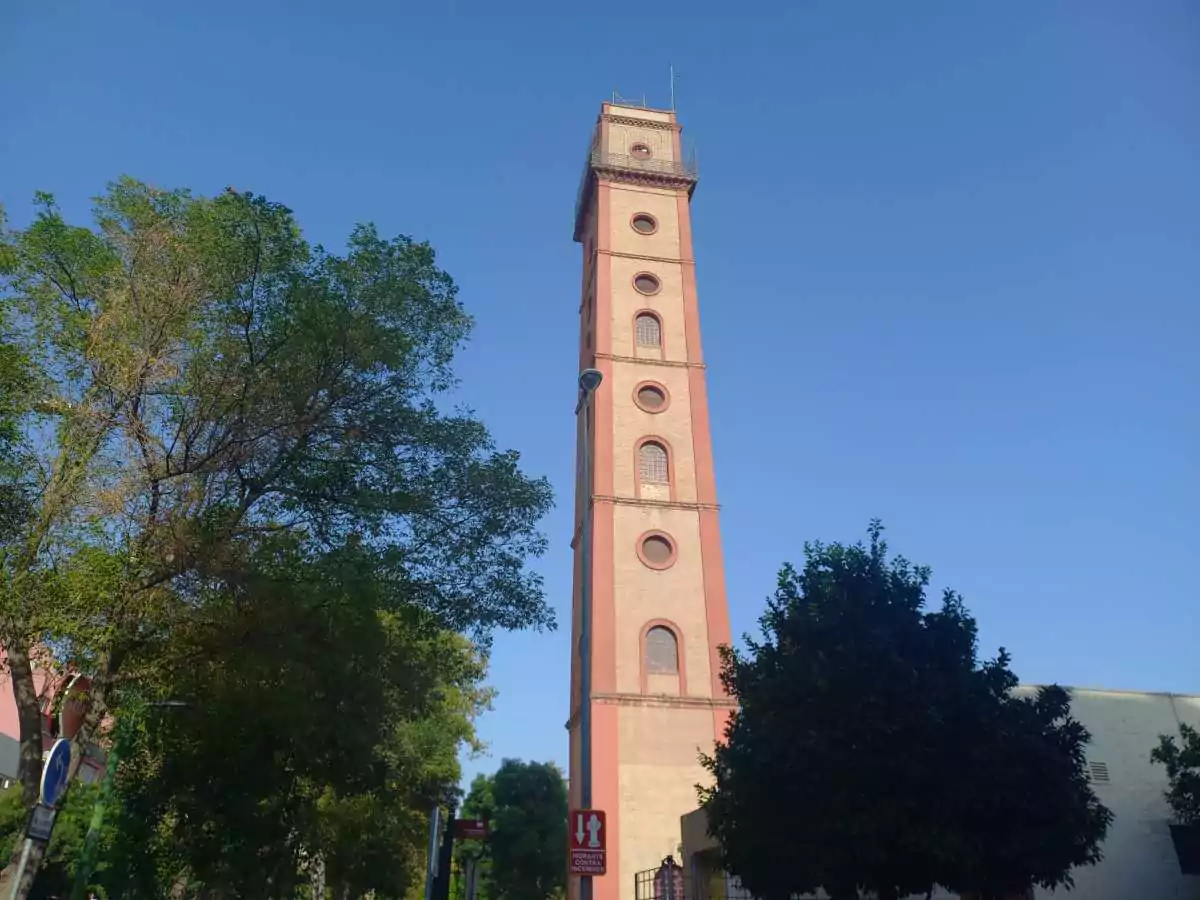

[1088,761,1110,784]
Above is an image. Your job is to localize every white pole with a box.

[423,806,441,900]
[464,858,477,900]
[8,838,33,900]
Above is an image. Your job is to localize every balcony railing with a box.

[589,149,698,181]
[573,144,698,240]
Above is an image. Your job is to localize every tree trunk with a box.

[310,852,327,900]
[0,640,48,899]
[3,641,46,804]
[169,869,191,900]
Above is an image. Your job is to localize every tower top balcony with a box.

[573,103,698,242]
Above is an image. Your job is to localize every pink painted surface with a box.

[0,655,53,740]
[0,655,107,783]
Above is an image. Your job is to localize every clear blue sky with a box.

[3,1,1197,787]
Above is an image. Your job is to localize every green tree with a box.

[936,682,1112,897]
[0,782,118,900]
[0,181,553,897]
[1151,723,1200,826]
[0,301,34,539]
[700,523,1110,900]
[456,760,567,900]
[87,541,493,900]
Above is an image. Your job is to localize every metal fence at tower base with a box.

[634,859,757,900]
[632,870,1035,900]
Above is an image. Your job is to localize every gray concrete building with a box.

[679,687,1200,900]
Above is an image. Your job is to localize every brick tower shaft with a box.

[569,102,734,900]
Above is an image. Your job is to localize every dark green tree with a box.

[456,760,567,900]
[700,523,1110,900]
[1151,723,1200,825]
[0,180,553,897]
[91,540,493,900]
[936,683,1113,897]
[0,782,116,900]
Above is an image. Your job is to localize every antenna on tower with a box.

[669,64,678,111]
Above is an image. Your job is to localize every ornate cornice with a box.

[594,495,720,512]
[569,496,722,549]
[599,249,695,266]
[593,352,706,370]
[568,496,724,554]
[593,692,736,710]
[603,114,679,132]
[575,146,697,240]
[594,166,694,194]
[566,692,737,728]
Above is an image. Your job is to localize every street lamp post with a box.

[575,367,602,900]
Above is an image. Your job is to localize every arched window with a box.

[639,441,668,484]
[635,314,661,349]
[645,626,679,675]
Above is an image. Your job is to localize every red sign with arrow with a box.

[568,809,606,876]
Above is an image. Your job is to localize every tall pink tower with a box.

[569,100,735,900]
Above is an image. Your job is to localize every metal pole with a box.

[423,805,442,900]
[8,838,33,900]
[576,368,601,900]
[670,64,676,112]
[464,858,477,900]
[579,391,594,813]
[433,806,456,900]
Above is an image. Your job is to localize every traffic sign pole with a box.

[423,806,442,900]
[7,839,34,900]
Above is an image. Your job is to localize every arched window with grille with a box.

[634,313,662,357]
[638,440,669,499]
[645,626,679,673]
[643,624,682,696]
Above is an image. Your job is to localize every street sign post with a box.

[39,738,71,808]
[568,809,606,876]
[12,802,60,900]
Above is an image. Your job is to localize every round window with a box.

[639,533,675,568]
[631,213,658,235]
[635,383,667,412]
[630,143,653,159]
[633,273,661,295]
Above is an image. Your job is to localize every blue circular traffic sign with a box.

[40,738,71,807]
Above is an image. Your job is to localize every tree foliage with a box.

[0,782,117,900]
[456,760,567,900]
[93,566,489,900]
[0,180,553,896]
[700,523,1111,900]
[1151,723,1200,826]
